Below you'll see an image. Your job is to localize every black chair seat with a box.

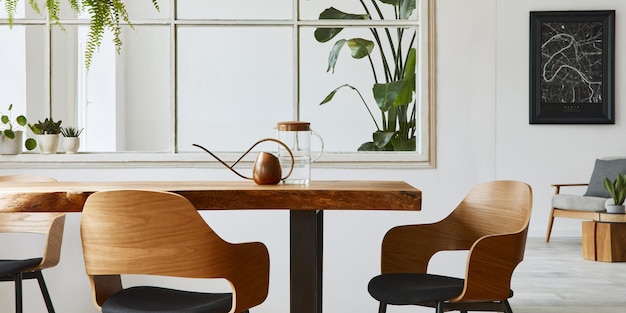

[0,258,43,277]
[368,273,464,305]
[102,286,245,313]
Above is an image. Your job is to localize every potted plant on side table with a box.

[603,174,626,214]
[29,118,62,154]
[0,104,37,154]
[60,126,83,154]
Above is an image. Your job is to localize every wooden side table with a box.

[582,213,626,262]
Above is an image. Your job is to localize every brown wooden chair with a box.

[80,189,270,313]
[368,180,532,313]
[0,174,65,313]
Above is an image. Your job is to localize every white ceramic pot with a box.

[63,137,80,154]
[606,204,625,214]
[0,131,22,155]
[37,134,59,154]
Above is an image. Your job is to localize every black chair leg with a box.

[35,271,56,313]
[14,272,23,313]
[436,301,443,313]
[503,299,513,313]
[378,302,387,313]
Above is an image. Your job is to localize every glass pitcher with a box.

[277,121,323,184]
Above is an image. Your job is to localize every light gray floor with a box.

[509,237,626,313]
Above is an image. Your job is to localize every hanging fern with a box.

[2,0,160,69]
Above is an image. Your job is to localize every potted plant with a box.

[315,1,417,151]
[29,118,62,154]
[603,174,626,213]
[60,126,83,154]
[0,104,37,154]
[3,0,160,69]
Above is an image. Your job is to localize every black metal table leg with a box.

[290,210,323,313]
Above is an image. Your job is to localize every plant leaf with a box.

[16,115,27,126]
[25,138,37,151]
[327,39,347,73]
[4,129,15,139]
[320,84,355,105]
[357,142,379,151]
[373,81,404,112]
[346,38,374,59]
[314,7,369,43]
[395,48,417,106]
[1,115,9,124]
[391,136,416,151]
[373,131,395,148]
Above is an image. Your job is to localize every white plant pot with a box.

[37,134,59,155]
[63,137,80,154]
[0,131,22,155]
[606,204,625,214]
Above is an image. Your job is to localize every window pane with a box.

[299,26,418,152]
[51,25,171,152]
[177,0,293,20]
[177,26,293,152]
[299,1,419,21]
[0,25,46,125]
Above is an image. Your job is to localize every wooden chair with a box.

[368,180,532,313]
[545,158,626,242]
[0,173,65,313]
[80,189,270,313]
[545,183,606,242]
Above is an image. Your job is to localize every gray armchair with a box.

[546,158,626,242]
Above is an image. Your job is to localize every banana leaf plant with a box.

[315,0,417,151]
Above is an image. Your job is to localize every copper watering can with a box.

[192,138,294,185]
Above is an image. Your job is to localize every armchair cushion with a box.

[552,194,608,212]
[584,158,626,198]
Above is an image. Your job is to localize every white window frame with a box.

[0,0,436,170]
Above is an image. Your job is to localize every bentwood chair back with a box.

[369,180,532,313]
[80,189,270,313]
[0,174,65,313]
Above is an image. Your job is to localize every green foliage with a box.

[2,0,160,69]
[315,0,417,151]
[603,174,626,206]
[29,117,62,135]
[0,104,37,150]
[60,126,83,137]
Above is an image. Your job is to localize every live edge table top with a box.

[0,180,422,213]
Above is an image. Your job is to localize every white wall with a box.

[1,0,624,312]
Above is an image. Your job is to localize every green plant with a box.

[603,174,626,205]
[29,118,62,135]
[315,1,417,151]
[60,126,83,137]
[2,0,160,69]
[0,104,37,150]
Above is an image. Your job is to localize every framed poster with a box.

[529,10,615,124]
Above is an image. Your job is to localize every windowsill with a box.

[0,152,433,169]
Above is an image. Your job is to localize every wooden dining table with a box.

[0,180,421,313]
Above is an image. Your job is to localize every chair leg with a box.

[35,271,56,313]
[14,272,23,313]
[503,299,513,313]
[377,302,387,313]
[546,207,556,242]
[436,301,444,313]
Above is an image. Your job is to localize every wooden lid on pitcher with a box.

[277,121,310,132]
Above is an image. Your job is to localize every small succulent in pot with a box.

[60,126,83,137]
[29,118,62,135]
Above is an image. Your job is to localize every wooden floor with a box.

[509,237,626,313]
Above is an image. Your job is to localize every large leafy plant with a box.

[315,0,417,151]
[2,0,159,69]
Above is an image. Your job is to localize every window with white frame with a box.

[0,0,434,167]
